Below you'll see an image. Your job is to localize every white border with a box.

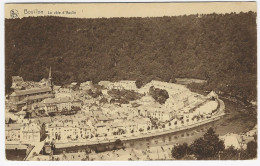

[0,0,259,166]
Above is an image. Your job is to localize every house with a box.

[32,102,45,110]
[64,122,81,140]
[47,118,93,142]
[95,123,107,137]
[5,124,21,142]
[124,121,138,134]
[147,106,174,122]
[20,122,41,143]
[138,95,156,105]
[207,91,218,100]
[9,69,54,111]
[246,125,257,137]
[9,87,54,111]
[53,85,61,94]
[117,80,137,91]
[11,76,24,90]
[43,97,82,113]
[80,81,92,91]
[6,112,19,123]
[135,117,152,132]
[55,87,72,98]
[110,122,126,135]
[98,81,111,88]
[96,114,110,124]
[48,121,65,141]
[39,78,49,86]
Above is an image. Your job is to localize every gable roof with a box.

[208,91,218,98]
[5,124,21,131]
[12,76,24,82]
[43,97,71,104]
[11,87,52,96]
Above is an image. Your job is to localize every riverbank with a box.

[54,99,225,149]
[187,88,257,134]
[213,97,257,135]
[189,87,256,108]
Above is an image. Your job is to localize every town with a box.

[5,67,233,160]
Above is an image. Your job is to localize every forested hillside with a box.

[5,12,257,101]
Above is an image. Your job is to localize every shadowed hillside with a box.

[5,12,257,101]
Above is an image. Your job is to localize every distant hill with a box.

[5,12,257,101]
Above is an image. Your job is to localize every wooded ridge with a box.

[5,12,257,101]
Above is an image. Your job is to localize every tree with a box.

[171,143,191,159]
[181,155,196,160]
[135,79,143,89]
[149,86,169,104]
[114,139,123,149]
[247,141,257,158]
[220,146,239,160]
[190,127,224,159]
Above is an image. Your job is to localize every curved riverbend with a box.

[55,99,226,150]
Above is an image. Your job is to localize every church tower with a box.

[48,66,53,91]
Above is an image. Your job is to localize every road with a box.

[24,141,45,161]
[55,99,225,148]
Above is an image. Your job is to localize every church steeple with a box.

[49,66,52,80]
[48,66,53,91]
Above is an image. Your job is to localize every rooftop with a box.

[10,87,52,97]
[43,97,72,104]
[6,124,21,131]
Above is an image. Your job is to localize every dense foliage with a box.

[246,140,257,158]
[149,86,169,104]
[108,89,143,104]
[171,127,257,160]
[86,89,103,98]
[171,143,192,159]
[190,127,225,159]
[5,12,256,101]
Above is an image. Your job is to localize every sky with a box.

[5,2,257,19]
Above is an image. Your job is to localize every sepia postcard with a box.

[3,1,257,162]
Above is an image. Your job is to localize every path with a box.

[24,141,45,161]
